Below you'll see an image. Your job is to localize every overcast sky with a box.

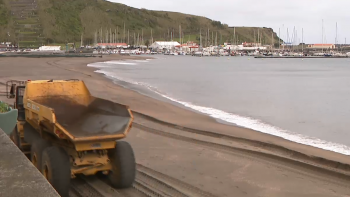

[109,0,350,44]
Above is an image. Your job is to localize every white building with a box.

[223,44,266,51]
[39,46,61,51]
[150,41,180,50]
[307,44,336,49]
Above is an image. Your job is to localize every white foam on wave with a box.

[93,67,350,156]
[87,61,137,69]
[94,70,147,87]
[103,61,137,65]
[133,60,149,63]
[87,63,112,68]
[156,94,350,155]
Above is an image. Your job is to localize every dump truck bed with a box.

[23,80,133,141]
[33,96,131,139]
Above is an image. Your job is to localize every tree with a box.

[145,39,150,48]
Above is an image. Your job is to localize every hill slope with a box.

[0,0,281,47]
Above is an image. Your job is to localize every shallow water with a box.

[88,56,350,155]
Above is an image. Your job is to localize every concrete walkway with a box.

[0,128,59,197]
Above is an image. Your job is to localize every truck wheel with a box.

[41,146,71,197]
[108,141,136,188]
[31,139,50,170]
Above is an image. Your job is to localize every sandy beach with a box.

[1,55,350,197]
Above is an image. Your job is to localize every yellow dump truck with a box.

[8,79,135,197]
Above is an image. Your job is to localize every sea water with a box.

[88,56,350,155]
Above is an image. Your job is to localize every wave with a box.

[87,61,138,68]
[87,64,112,68]
[132,60,150,63]
[103,61,137,65]
[92,66,350,156]
[157,94,350,155]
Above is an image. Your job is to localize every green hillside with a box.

[0,0,282,48]
[0,0,10,41]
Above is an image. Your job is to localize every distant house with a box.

[307,44,335,49]
[96,43,128,49]
[181,41,197,47]
[150,41,181,50]
[39,46,61,51]
[242,42,261,47]
[175,41,199,52]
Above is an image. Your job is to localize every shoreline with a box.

[1,55,350,168]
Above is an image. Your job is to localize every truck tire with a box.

[108,141,136,188]
[41,146,71,197]
[31,139,50,170]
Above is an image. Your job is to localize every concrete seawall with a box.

[0,128,59,197]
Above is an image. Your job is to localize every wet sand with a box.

[1,55,350,196]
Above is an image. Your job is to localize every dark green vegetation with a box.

[0,0,8,26]
[0,0,10,41]
[0,102,9,113]
[0,0,45,48]
[0,0,281,48]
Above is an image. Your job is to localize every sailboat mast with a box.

[141,29,143,45]
[114,29,116,43]
[292,26,296,52]
[220,33,222,45]
[123,23,126,43]
[100,27,103,43]
[137,33,139,46]
[105,28,108,43]
[233,27,236,45]
[278,28,280,50]
[200,28,202,48]
[151,29,153,44]
[336,22,338,50]
[271,32,273,50]
[80,33,83,47]
[117,26,119,43]
[322,19,324,53]
[287,28,289,50]
[302,28,304,52]
[253,30,255,46]
[179,25,181,44]
[207,28,209,47]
